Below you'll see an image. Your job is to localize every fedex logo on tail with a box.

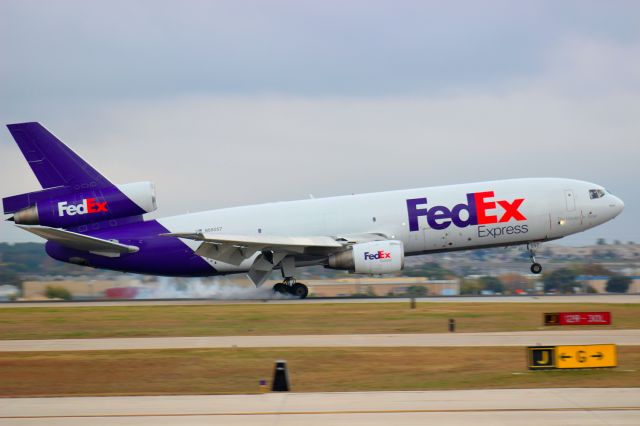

[364,250,392,260]
[58,198,108,217]
[406,191,526,232]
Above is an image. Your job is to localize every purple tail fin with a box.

[3,123,156,229]
[7,122,112,189]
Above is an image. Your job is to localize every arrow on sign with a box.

[591,352,604,360]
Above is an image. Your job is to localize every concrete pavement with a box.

[1,329,639,352]
[2,294,639,307]
[1,388,638,425]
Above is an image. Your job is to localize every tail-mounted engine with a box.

[4,182,157,228]
[328,240,405,274]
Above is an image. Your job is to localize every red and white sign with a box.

[545,312,611,326]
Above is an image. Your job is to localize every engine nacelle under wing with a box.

[328,240,405,274]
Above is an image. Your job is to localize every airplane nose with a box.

[613,195,625,216]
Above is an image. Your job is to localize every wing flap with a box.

[162,232,344,266]
[17,225,139,255]
[195,242,252,266]
[163,232,343,249]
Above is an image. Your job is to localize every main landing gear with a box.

[273,278,309,299]
[528,243,543,274]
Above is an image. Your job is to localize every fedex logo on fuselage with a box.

[406,191,526,232]
[57,198,108,217]
[364,250,392,260]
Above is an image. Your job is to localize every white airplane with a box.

[3,123,624,298]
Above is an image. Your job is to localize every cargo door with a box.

[564,189,576,211]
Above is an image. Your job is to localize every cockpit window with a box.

[589,189,605,199]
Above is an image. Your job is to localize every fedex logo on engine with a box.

[406,191,526,232]
[364,250,392,261]
[57,198,108,217]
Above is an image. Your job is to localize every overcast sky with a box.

[1,0,639,246]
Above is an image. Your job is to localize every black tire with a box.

[273,283,288,294]
[289,283,309,299]
[530,263,543,274]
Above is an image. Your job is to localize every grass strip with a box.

[1,302,639,340]
[1,346,638,397]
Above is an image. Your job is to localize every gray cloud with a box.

[1,0,639,246]
[2,0,639,102]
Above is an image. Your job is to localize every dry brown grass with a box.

[1,302,638,340]
[1,347,638,397]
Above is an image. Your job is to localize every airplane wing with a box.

[161,232,344,266]
[334,232,390,244]
[164,232,344,248]
[17,225,139,256]
[162,231,391,286]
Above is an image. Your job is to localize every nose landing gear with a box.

[530,262,542,274]
[527,243,543,274]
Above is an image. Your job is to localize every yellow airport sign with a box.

[555,344,617,369]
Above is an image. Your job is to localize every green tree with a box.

[479,276,504,293]
[606,276,631,293]
[596,238,607,246]
[406,285,427,297]
[586,285,598,294]
[461,279,483,295]
[0,268,21,287]
[45,286,72,300]
[543,268,578,293]
[404,262,456,279]
[575,263,613,276]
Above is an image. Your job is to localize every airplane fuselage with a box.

[44,177,624,277]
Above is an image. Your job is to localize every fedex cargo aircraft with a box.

[3,123,624,298]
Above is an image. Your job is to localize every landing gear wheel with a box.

[289,283,309,299]
[273,283,289,294]
[527,243,543,275]
[530,262,542,274]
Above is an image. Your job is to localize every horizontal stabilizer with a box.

[17,225,139,255]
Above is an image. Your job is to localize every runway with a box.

[1,329,638,352]
[1,388,638,425]
[2,294,639,308]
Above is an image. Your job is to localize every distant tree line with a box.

[0,243,117,287]
[542,265,633,294]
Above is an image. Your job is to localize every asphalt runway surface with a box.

[1,329,638,352]
[2,294,639,308]
[1,388,638,425]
